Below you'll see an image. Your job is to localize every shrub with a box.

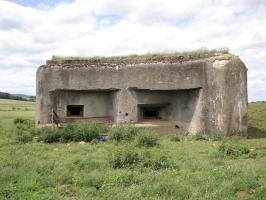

[217,143,250,158]
[62,122,104,142]
[37,122,106,143]
[110,149,140,169]
[136,132,158,147]
[109,124,139,142]
[38,127,61,143]
[59,125,75,142]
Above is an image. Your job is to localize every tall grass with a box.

[110,148,176,170]
[13,118,35,143]
[14,119,108,143]
[136,132,158,147]
[109,124,139,142]
[217,142,250,158]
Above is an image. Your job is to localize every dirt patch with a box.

[236,191,249,198]
[57,184,74,197]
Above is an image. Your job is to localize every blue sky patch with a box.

[173,16,194,27]
[94,13,123,29]
[9,0,73,8]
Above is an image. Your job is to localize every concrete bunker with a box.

[36,52,248,135]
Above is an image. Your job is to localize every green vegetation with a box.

[39,122,107,143]
[14,118,35,143]
[110,148,140,169]
[51,48,230,63]
[169,134,181,142]
[110,148,175,170]
[217,142,250,159]
[109,124,139,142]
[248,102,266,138]
[13,119,108,143]
[0,99,35,112]
[136,132,158,147]
[0,99,266,199]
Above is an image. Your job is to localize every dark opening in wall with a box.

[143,108,160,119]
[67,105,84,117]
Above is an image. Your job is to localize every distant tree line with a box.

[250,101,266,104]
[0,92,35,102]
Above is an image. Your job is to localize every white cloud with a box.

[0,0,265,101]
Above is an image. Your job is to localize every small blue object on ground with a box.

[96,135,105,141]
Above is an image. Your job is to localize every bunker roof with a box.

[44,49,234,68]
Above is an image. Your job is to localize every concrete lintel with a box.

[50,88,120,93]
[127,87,202,91]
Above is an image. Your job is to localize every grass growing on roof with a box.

[50,48,230,62]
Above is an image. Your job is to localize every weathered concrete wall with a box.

[36,55,248,135]
[199,57,248,135]
[51,90,115,120]
[134,89,201,132]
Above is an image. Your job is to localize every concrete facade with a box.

[36,54,248,135]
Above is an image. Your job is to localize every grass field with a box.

[0,99,265,200]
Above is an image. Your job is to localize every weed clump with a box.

[14,120,107,143]
[38,122,107,143]
[16,130,34,143]
[14,117,34,125]
[209,132,225,141]
[77,173,104,190]
[169,135,181,142]
[109,124,139,142]
[217,143,250,158]
[136,132,158,147]
[110,149,140,169]
[142,154,175,170]
[13,117,35,143]
[37,127,62,143]
[113,172,141,187]
[62,122,105,142]
[110,149,175,170]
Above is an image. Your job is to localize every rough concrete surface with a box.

[36,54,248,135]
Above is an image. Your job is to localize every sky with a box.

[0,0,265,101]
